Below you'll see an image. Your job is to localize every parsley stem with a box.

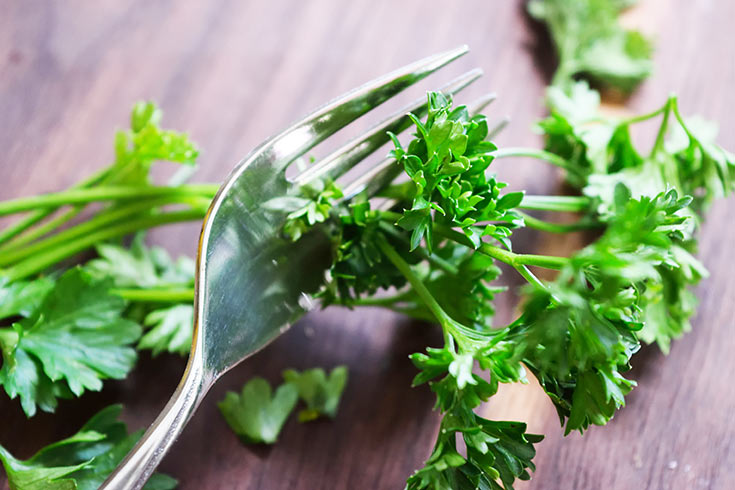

[492,147,577,174]
[514,265,545,290]
[669,97,696,142]
[378,210,568,272]
[519,195,590,212]
[350,292,412,308]
[0,328,19,349]
[650,97,673,157]
[375,235,454,328]
[0,184,219,217]
[112,288,195,303]
[3,209,206,282]
[0,197,209,266]
[429,222,568,271]
[378,222,459,275]
[2,206,86,252]
[0,167,111,245]
[517,211,602,233]
[622,104,667,125]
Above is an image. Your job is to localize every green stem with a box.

[520,195,590,213]
[0,197,207,266]
[378,210,568,272]
[650,97,673,158]
[378,222,458,275]
[3,209,205,281]
[514,265,545,290]
[517,211,602,233]
[511,251,568,269]
[0,184,218,217]
[431,222,568,271]
[1,206,85,253]
[350,292,412,308]
[0,327,19,349]
[112,288,195,303]
[622,104,667,125]
[492,147,576,173]
[0,167,111,245]
[669,97,696,142]
[375,235,453,327]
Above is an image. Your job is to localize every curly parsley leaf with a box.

[541,81,735,218]
[528,0,653,91]
[218,378,299,444]
[0,405,177,490]
[268,179,344,242]
[0,269,141,417]
[407,417,542,490]
[110,101,198,186]
[316,201,413,307]
[391,92,523,252]
[282,366,348,422]
[516,189,694,433]
[408,344,539,490]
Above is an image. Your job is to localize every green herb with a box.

[282,366,349,422]
[1,82,731,488]
[0,102,215,282]
[138,304,194,357]
[528,0,653,91]
[279,90,731,488]
[218,378,299,444]
[87,235,196,357]
[0,104,209,419]
[0,405,177,490]
[389,91,522,251]
[541,81,735,218]
[219,366,349,445]
[0,269,141,417]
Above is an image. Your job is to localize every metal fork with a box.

[101,45,488,490]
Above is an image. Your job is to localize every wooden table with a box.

[2,1,734,488]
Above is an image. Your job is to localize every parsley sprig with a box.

[528,0,653,91]
[278,88,731,488]
[0,405,176,490]
[0,103,210,419]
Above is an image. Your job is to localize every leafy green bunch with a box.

[0,103,218,488]
[0,104,213,421]
[528,0,653,91]
[279,85,731,488]
[391,91,524,251]
[541,81,735,218]
[0,405,176,490]
[516,187,695,434]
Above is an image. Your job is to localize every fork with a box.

[101,45,490,490]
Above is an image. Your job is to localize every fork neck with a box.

[100,347,213,490]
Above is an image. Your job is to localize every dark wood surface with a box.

[2,1,734,488]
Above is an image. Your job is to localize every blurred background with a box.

[1,1,734,488]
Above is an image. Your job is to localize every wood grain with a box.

[1,1,734,489]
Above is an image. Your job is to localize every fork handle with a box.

[100,351,211,490]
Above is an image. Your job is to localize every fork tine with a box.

[294,68,483,186]
[260,46,469,172]
[487,116,510,139]
[341,92,499,200]
[468,93,497,114]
